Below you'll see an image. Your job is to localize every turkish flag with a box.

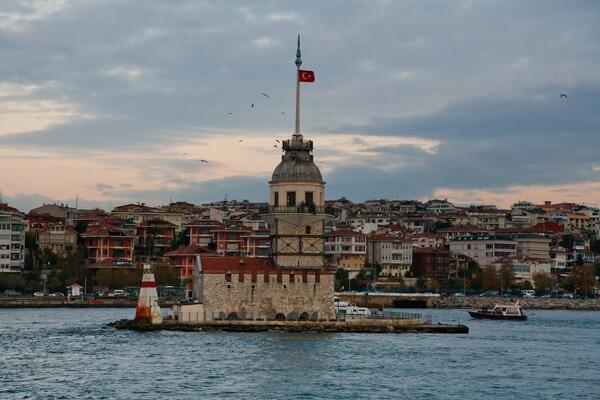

[298,69,315,83]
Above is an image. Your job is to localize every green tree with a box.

[499,263,515,292]
[334,268,349,291]
[481,266,500,290]
[570,265,596,298]
[532,272,553,292]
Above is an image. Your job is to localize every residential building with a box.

[324,229,367,277]
[81,218,135,266]
[412,247,450,279]
[426,199,456,214]
[136,218,177,256]
[449,234,517,267]
[412,232,446,248]
[36,224,78,257]
[491,256,552,287]
[241,229,271,258]
[367,233,413,277]
[186,219,224,247]
[514,234,551,260]
[29,203,81,226]
[164,244,215,279]
[0,203,26,273]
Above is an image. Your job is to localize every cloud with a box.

[0,1,599,208]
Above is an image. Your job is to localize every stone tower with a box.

[262,35,329,270]
[263,133,328,269]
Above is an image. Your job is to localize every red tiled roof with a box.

[526,221,565,234]
[138,218,177,228]
[0,203,23,214]
[164,244,215,256]
[200,256,331,274]
[327,229,365,237]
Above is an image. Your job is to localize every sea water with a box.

[1,308,599,399]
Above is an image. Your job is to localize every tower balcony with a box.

[260,205,326,215]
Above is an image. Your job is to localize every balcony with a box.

[261,205,326,215]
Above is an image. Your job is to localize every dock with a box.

[109,318,469,334]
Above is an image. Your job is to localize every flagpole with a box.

[295,34,302,136]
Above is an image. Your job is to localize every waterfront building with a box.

[0,203,26,273]
[412,232,446,248]
[412,247,450,279]
[449,234,517,267]
[491,256,552,287]
[111,203,187,231]
[164,244,215,279]
[426,199,456,214]
[324,229,367,277]
[367,232,413,277]
[36,224,78,257]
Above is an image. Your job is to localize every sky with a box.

[1,0,600,212]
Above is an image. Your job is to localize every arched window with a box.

[275,313,286,321]
[227,312,239,320]
[305,226,311,235]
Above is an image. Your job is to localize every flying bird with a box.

[197,159,208,163]
[238,139,243,142]
[560,93,568,99]
[227,112,233,115]
[280,111,286,115]
[273,145,278,148]
[261,93,270,98]
[275,139,280,143]
[251,103,254,108]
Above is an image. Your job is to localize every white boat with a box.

[469,301,527,321]
[334,297,369,316]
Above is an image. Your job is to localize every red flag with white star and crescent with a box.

[298,69,315,82]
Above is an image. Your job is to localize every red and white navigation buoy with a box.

[135,264,163,324]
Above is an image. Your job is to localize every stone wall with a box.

[202,271,335,321]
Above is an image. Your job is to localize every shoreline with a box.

[0,297,598,310]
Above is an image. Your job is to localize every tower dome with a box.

[271,134,323,183]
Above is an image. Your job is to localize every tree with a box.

[334,268,349,291]
[559,234,574,251]
[498,263,515,292]
[415,277,427,292]
[481,266,500,290]
[532,272,553,292]
[570,266,596,298]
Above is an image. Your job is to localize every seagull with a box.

[275,139,280,143]
[560,93,568,99]
[251,103,254,108]
[227,112,233,115]
[238,139,243,142]
[280,111,286,115]
[273,145,278,148]
[261,93,270,98]
[197,159,208,163]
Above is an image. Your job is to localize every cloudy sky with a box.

[1,0,600,211]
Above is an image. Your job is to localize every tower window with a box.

[286,191,296,206]
[305,226,311,235]
[305,192,313,205]
[274,192,279,207]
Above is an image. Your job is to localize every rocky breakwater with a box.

[431,296,600,310]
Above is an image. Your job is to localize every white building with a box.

[449,234,517,267]
[367,233,413,277]
[324,229,367,277]
[0,204,27,273]
[491,256,552,287]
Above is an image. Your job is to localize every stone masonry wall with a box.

[202,271,335,321]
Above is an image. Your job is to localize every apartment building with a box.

[449,234,517,267]
[36,224,78,257]
[0,204,26,273]
[367,233,413,277]
[324,229,367,277]
[81,218,135,265]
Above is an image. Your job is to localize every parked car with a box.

[108,289,128,297]
[561,292,574,299]
[452,292,465,297]
[521,290,536,298]
[4,290,22,297]
[49,292,64,297]
[33,292,45,297]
